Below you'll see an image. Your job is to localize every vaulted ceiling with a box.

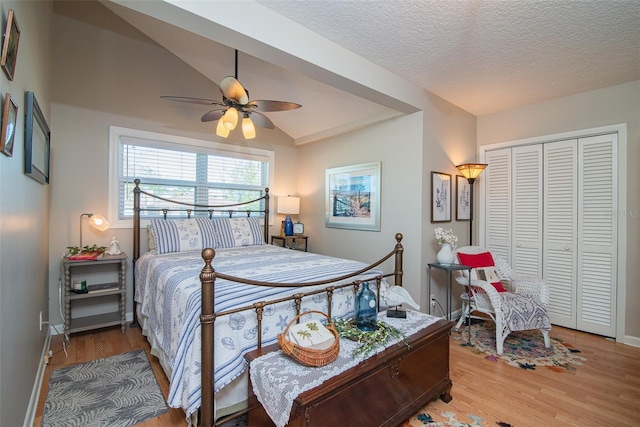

[102,0,640,144]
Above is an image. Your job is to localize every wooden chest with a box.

[245,318,453,427]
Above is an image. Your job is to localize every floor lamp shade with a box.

[456,163,487,245]
[277,196,300,236]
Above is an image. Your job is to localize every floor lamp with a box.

[456,163,487,246]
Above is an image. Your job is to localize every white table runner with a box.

[249,310,440,427]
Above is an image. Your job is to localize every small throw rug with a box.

[42,349,168,427]
[454,321,586,372]
[403,410,512,426]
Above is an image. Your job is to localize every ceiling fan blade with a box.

[248,111,275,129]
[246,100,302,112]
[161,96,225,106]
[201,109,226,123]
[219,76,249,105]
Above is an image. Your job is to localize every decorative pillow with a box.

[211,216,265,248]
[456,251,507,292]
[147,224,157,253]
[150,217,218,254]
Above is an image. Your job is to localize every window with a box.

[108,127,274,228]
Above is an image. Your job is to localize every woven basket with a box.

[277,310,340,367]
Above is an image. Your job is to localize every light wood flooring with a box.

[34,324,640,426]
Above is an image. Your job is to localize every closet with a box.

[482,133,618,337]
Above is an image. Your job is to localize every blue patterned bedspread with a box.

[134,245,386,418]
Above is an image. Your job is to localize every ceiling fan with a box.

[161,50,301,139]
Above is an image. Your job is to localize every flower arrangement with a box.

[434,227,457,247]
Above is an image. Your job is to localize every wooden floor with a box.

[34,324,640,426]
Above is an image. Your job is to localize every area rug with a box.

[454,321,586,372]
[402,410,513,426]
[42,349,168,427]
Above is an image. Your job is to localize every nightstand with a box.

[62,253,127,335]
[271,235,308,252]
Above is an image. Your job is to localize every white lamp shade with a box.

[277,196,300,215]
[242,116,256,139]
[88,214,110,231]
[221,108,239,130]
[216,119,230,137]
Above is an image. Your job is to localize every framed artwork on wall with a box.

[431,171,451,223]
[24,91,50,185]
[0,93,17,157]
[325,162,381,231]
[1,9,20,81]
[456,175,471,221]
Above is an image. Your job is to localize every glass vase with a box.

[355,281,378,331]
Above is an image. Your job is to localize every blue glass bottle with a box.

[355,282,378,331]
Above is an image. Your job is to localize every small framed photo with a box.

[326,162,381,231]
[0,93,17,157]
[1,9,20,81]
[456,175,471,221]
[24,91,50,185]
[431,171,451,223]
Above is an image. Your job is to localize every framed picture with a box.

[431,171,451,223]
[456,175,471,221]
[24,91,50,185]
[1,9,20,81]
[325,162,381,231]
[0,93,17,157]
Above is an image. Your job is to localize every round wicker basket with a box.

[277,310,340,367]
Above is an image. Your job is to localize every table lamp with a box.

[277,196,300,236]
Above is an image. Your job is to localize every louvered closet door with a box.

[577,134,617,337]
[484,149,511,260]
[544,140,578,328]
[511,145,543,277]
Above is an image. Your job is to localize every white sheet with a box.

[134,245,388,420]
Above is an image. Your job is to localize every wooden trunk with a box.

[245,319,454,427]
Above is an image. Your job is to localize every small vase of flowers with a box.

[434,228,457,264]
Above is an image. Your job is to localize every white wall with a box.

[299,91,477,314]
[0,2,52,425]
[48,2,300,326]
[477,80,640,340]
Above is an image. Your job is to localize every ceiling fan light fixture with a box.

[216,119,230,137]
[222,107,239,130]
[242,116,256,139]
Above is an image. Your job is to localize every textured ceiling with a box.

[259,0,640,116]
[102,0,639,143]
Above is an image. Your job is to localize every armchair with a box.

[454,246,551,354]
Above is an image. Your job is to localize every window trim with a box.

[108,126,275,229]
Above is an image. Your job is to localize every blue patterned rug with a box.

[42,349,168,427]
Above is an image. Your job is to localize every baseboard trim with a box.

[623,334,640,348]
[23,329,51,427]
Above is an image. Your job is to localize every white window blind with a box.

[108,127,273,227]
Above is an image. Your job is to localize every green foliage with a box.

[333,318,410,358]
[66,244,107,255]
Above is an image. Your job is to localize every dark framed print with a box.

[0,93,17,157]
[431,171,451,223]
[1,9,20,81]
[24,91,50,184]
[456,175,471,221]
[326,162,381,231]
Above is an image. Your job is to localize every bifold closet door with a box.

[484,148,511,260]
[544,140,578,328]
[577,134,617,337]
[511,145,543,277]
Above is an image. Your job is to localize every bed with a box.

[130,180,451,426]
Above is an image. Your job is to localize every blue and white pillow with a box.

[212,217,265,248]
[150,217,218,254]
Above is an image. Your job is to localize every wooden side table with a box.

[271,235,308,252]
